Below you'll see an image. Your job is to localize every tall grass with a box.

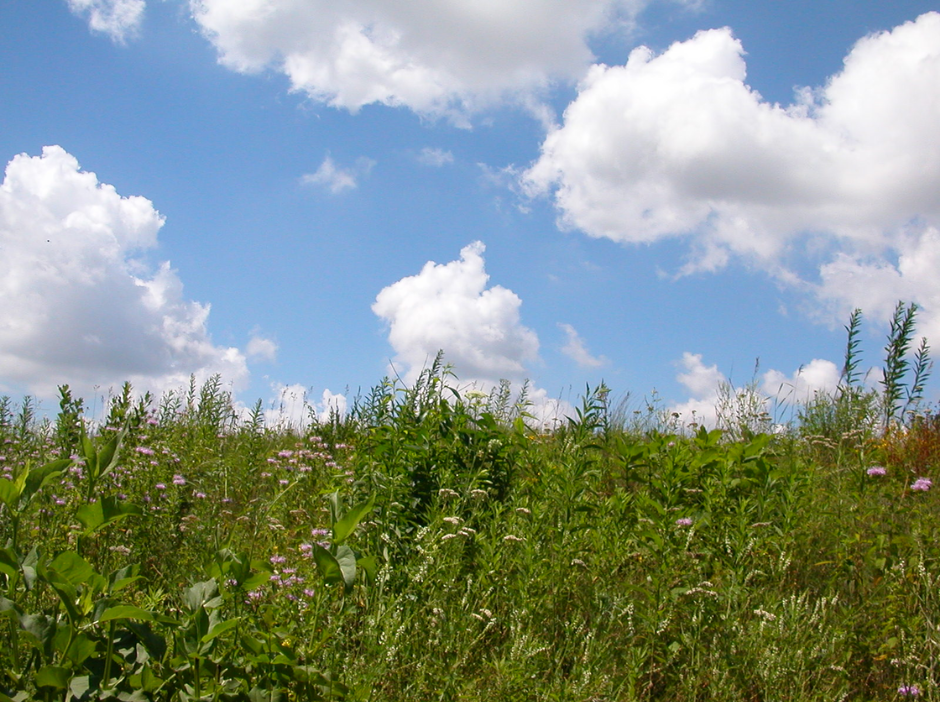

[0,311,938,701]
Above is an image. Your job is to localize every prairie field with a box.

[1,354,939,701]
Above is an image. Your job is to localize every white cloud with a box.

[262,384,347,429]
[525,13,940,273]
[762,359,841,405]
[246,334,278,363]
[66,0,145,43]
[670,353,841,429]
[301,155,375,194]
[559,323,607,368]
[417,147,454,167]
[372,241,573,428]
[373,241,539,384]
[189,0,700,120]
[0,146,248,399]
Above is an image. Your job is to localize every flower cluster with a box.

[866,466,887,476]
[911,477,933,492]
[898,684,921,696]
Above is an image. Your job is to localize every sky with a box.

[2,0,940,427]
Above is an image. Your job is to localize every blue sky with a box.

[2,0,939,425]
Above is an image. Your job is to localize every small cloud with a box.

[246,334,278,363]
[301,155,375,194]
[66,0,145,44]
[417,147,454,167]
[558,323,607,368]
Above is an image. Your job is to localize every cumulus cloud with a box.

[525,13,940,329]
[417,147,454,167]
[188,0,698,120]
[263,384,347,428]
[66,0,145,43]
[372,242,573,427]
[373,241,539,384]
[246,334,278,363]
[0,146,248,399]
[301,155,375,194]
[670,353,841,428]
[559,323,607,368]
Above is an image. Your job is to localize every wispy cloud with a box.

[417,148,454,167]
[300,155,375,194]
[66,0,145,44]
[558,323,607,368]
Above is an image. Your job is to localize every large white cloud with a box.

[66,0,145,43]
[372,242,572,427]
[372,241,539,384]
[188,0,696,120]
[0,146,248,398]
[670,353,840,429]
[525,11,940,346]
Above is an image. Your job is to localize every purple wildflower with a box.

[135,446,155,456]
[911,477,933,492]
[898,685,921,696]
[270,554,287,565]
[675,517,693,527]
[172,474,186,486]
[866,466,887,476]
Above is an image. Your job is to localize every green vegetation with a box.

[1,312,939,701]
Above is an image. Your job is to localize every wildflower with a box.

[311,528,330,538]
[503,535,525,543]
[135,446,155,456]
[515,507,531,515]
[194,491,206,499]
[470,489,488,499]
[866,466,887,476]
[172,474,186,486]
[911,477,932,491]
[675,517,693,527]
[441,533,458,541]
[898,685,921,696]
[438,488,459,499]
[443,516,462,525]
[270,554,287,565]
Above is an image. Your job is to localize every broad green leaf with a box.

[76,496,142,536]
[357,555,378,582]
[65,633,98,666]
[335,544,357,593]
[201,617,240,643]
[22,458,71,506]
[183,579,220,612]
[36,665,70,690]
[0,548,18,580]
[96,429,125,482]
[49,551,97,587]
[311,544,343,587]
[97,605,155,623]
[332,493,376,545]
[0,478,18,510]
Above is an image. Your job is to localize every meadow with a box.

[1,305,939,701]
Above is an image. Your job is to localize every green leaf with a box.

[49,551,97,587]
[332,493,376,545]
[0,477,18,510]
[36,665,70,690]
[335,544,357,593]
[22,458,71,506]
[357,555,378,582]
[201,617,240,643]
[0,547,19,580]
[183,579,220,612]
[311,544,343,587]
[65,633,99,666]
[76,496,142,536]
[97,605,155,623]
